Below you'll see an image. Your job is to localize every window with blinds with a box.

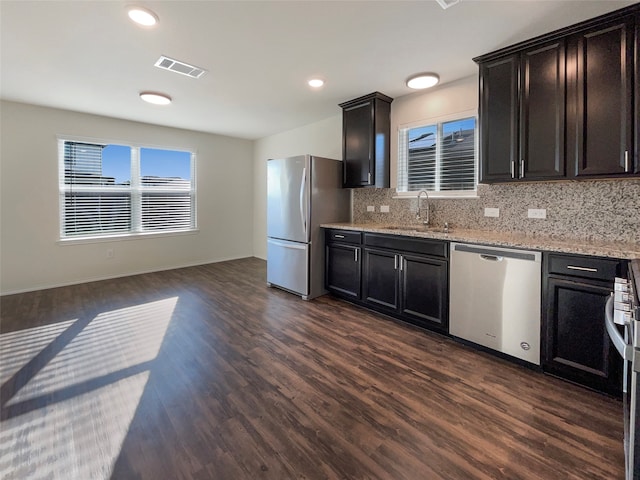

[59,140,196,239]
[397,116,477,197]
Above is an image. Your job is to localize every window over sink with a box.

[397,112,477,198]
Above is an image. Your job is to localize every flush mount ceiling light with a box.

[139,91,172,105]
[435,0,460,9]
[406,73,440,89]
[308,78,324,88]
[127,6,159,26]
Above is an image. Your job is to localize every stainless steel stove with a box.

[607,263,640,480]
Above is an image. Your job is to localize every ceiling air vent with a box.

[154,56,207,79]
[435,0,459,9]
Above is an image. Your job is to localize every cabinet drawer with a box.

[547,253,621,282]
[326,229,361,245]
[364,233,447,258]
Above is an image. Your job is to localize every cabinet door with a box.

[400,254,448,331]
[479,54,519,182]
[570,16,634,177]
[325,244,361,300]
[635,13,640,174]
[342,100,373,187]
[520,41,566,180]
[362,248,399,312]
[543,277,622,395]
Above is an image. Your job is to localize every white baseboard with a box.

[1,255,257,296]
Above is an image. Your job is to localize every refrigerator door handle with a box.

[299,167,307,237]
[267,238,307,250]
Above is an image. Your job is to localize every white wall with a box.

[0,101,254,294]
[252,115,342,259]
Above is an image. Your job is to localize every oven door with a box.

[606,294,638,479]
[630,354,640,480]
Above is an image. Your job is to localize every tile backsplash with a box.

[352,179,640,244]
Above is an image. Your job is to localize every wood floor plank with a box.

[0,257,624,479]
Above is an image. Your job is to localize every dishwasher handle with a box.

[451,243,541,262]
[480,254,503,262]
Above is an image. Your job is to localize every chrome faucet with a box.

[416,190,430,226]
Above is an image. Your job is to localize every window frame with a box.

[57,136,197,243]
[395,109,478,199]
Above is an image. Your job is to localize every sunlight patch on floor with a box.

[0,319,76,385]
[0,297,177,480]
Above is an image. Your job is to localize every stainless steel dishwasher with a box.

[449,243,542,365]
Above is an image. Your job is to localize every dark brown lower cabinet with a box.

[325,243,361,300]
[362,242,448,333]
[400,253,448,329]
[362,247,399,311]
[542,254,624,396]
[325,229,449,334]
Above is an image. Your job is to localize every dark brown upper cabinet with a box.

[479,41,566,183]
[568,16,634,177]
[475,4,639,183]
[636,13,640,175]
[520,41,566,180]
[339,92,393,188]
[478,55,519,182]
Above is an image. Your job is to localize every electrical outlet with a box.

[380,205,390,213]
[484,207,499,218]
[106,248,114,259]
[528,208,547,219]
[367,205,375,212]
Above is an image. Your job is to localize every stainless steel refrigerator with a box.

[267,155,350,300]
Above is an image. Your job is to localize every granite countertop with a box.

[322,222,640,260]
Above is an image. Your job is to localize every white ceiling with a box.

[1,0,635,140]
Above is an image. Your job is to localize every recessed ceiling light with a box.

[308,78,324,88]
[406,73,440,89]
[127,7,159,26]
[139,92,172,105]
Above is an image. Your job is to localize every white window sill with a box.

[58,229,199,246]
[393,191,478,200]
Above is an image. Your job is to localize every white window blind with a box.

[398,116,477,196]
[139,147,194,232]
[59,140,196,239]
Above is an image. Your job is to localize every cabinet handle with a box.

[394,254,398,270]
[625,151,630,173]
[368,172,372,184]
[510,160,515,179]
[334,234,345,239]
[520,159,525,179]
[567,265,598,273]
[354,248,359,263]
[399,255,403,271]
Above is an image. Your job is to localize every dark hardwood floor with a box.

[0,257,624,479]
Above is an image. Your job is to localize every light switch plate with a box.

[528,208,547,219]
[367,205,375,212]
[380,205,390,213]
[484,207,499,218]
